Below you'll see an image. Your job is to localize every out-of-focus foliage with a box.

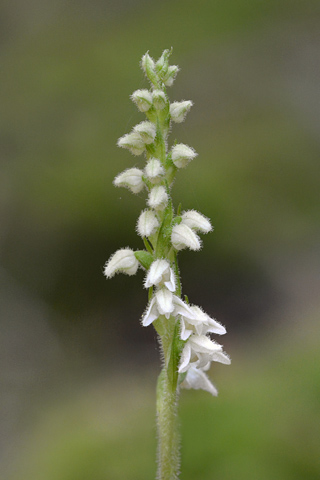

[7,314,320,480]
[1,0,319,478]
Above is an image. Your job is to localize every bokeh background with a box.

[1,1,320,479]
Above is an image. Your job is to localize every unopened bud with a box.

[171,223,201,251]
[181,210,212,233]
[137,209,159,237]
[104,248,139,278]
[114,168,145,194]
[152,90,167,110]
[133,121,157,144]
[145,158,165,183]
[170,101,193,123]
[163,65,179,87]
[171,143,197,168]
[117,132,145,156]
[147,185,168,210]
[141,52,159,88]
[131,89,153,112]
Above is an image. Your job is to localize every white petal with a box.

[104,248,139,278]
[181,367,218,396]
[148,185,168,210]
[131,89,153,112]
[181,210,212,234]
[134,121,157,144]
[171,144,197,168]
[164,267,176,292]
[136,210,159,237]
[171,223,201,251]
[142,297,159,326]
[114,168,145,194]
[117,132,145,156]
[173,296,197,319]
[145,158,165,181]
[145,259,170,288]
[189,335,223,354]
[178,343,192,373]
[211,351,231,365]
[170,101,193,123]
[156,289,174,318]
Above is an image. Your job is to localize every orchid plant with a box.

[104,49,230,480]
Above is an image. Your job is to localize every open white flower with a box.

[181,210,212,234]
[180,365,218,396]
[171,223,201,251]
[180,305,226,341]
[117,132,145,156]
[144,259,176,292]
[104,248,139,278]
[114,168,145,194]
[171,144,197,168]
[137,209,159,237]
[142,290,196,326]
[179,335,230,373]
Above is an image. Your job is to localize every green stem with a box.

[156,323,180,480]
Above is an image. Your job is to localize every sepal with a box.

[113,168,145,194]
[131,89,153,112]
[171,143,197,168]
[134,250,154,270]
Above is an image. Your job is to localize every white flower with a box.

[142,290,196,326]
[137,209,159,237]
[131,89,153,112]
[141,52,155,74]
[170,101,193,123]
[104,248,139,278]
[147,185,168,210]
[145,158,165,183]
[180,305,226,341]
[133,121,157,144]
[114,168,145,194]
[179,335,231,373]
[117,132,145,156]
[181,210,212,234]
[171,223,201,251]
[144,259,176,292]
[163,65,179,87]
[171,144,197,168]
[180,365,218,396]
[152,89,167,110]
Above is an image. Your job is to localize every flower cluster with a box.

[104,49,230,396]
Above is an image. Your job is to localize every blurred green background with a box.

[1,0,320,479]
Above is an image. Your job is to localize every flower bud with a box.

[133,121,157,144]
[163,65,179,86]
[171,143,197,168]
[104,248,139,278]
[137,209,159,237]
[117,132,145,156]
[152,90,167,110]
[170,101,193,123]
[131,89,153,112]
[141,52,159,88]
[181,210,212,233]
[145,158,165,183]
[171,223,201,251]
[114,168,145,194]
[147,185,168,210]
